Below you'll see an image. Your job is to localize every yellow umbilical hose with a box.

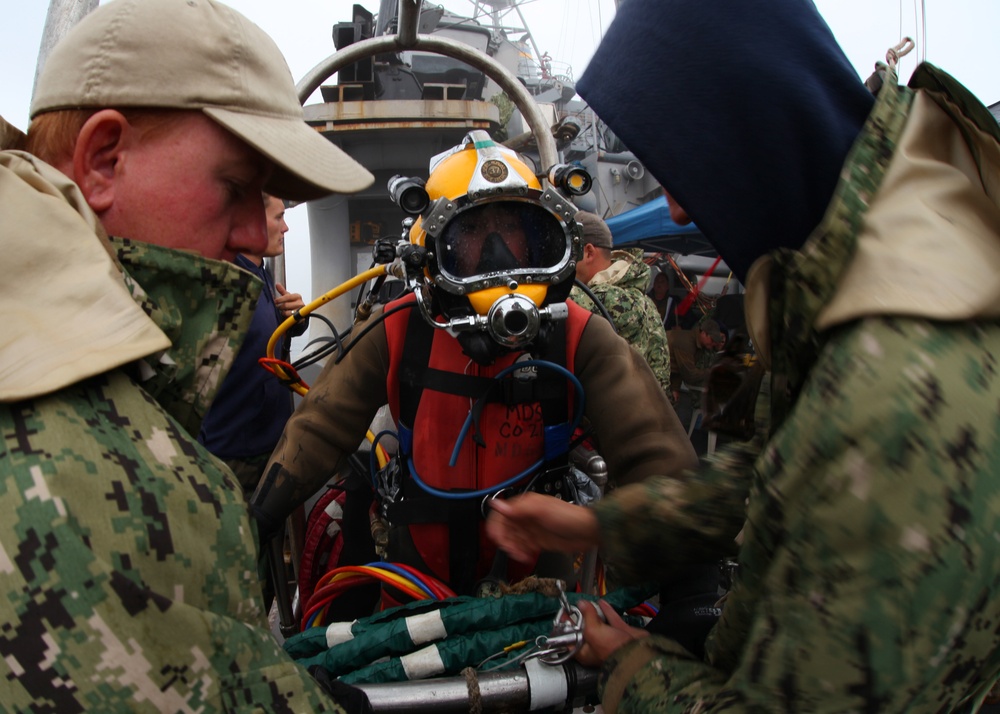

[263,264,391,468]
[266,264,389,373]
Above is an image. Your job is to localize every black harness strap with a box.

[397,307,435,435]
[536,322,568,471]
[407,368,493,399]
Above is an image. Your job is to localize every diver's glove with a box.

[308,666,374,714]
[249,461,303,545]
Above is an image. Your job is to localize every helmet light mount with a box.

[548,164,593,197]
[388,175,431,215]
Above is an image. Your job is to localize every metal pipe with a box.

[396,0,423,48]
[356,661,599,713]
[34,0,99,101]
[296,38,558,171]
[362,669,530,713]
[513,3,544,72]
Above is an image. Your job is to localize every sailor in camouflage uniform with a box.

[487,0,1000,711]
[570,210,672,396]
[0,0,373,710]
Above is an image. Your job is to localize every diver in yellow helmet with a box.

[392,130,585,363]
[252,129,698,606]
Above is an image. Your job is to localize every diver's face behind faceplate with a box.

[437,201,568,288]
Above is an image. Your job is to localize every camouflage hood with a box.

[813,66,1000,331]
[744,63,1000,429]
[0,150,170,402]
[111,238,261,435]
[587,248,651,294]
[0,150,260,434]
[746,64,1000,372]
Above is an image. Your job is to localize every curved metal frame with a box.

[295,32,558,170]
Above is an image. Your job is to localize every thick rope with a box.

[461,666,483,714]
[498,575,564,598]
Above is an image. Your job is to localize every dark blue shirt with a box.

[199,255,296,460]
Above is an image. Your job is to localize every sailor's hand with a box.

[485,492,600,563]
[275,283,305,317]
[575,600,649,669]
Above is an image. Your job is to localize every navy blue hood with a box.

[577,0,875,281]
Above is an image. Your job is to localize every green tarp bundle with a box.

[285,585,656,684]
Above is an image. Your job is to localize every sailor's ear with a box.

[72,109,131,213]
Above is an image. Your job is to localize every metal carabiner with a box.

[481,487,513,518]
[535,629,584,665]
[534,581,587,665]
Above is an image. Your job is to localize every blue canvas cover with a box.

[604,196,715,256]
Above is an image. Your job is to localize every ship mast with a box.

[469,0,543,69]
[34,0,98,101]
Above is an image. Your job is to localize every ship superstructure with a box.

[296,0,664,333]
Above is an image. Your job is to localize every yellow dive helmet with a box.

[389,130,589,355]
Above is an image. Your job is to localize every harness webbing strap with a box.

[537,323,568,469]
[395,309,483,593]
[386,496,473,524]
[404,367,494,399]
[398,307,434,433]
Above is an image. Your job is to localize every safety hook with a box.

[886,37,915,67]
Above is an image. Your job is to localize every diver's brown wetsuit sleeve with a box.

[251,317,390,539]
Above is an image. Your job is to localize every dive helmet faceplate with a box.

[405,131,583,350]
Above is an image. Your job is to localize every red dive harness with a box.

[379,295,589,598]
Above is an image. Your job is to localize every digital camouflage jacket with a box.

[571,248,672,395]
[0,150,345,712]
[590,65,1000,713]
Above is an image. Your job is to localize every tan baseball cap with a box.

[31,0,374,201]
[575,210,614,249]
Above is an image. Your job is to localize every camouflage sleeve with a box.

[0,532,345,713]
[595,317,1000,712]
[592,364,768,584]
[0,373,345,712]
[632,294,672,395]
[592,436,759,584]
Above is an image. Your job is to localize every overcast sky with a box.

[3,0,999,306]
[4,0,998,129]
